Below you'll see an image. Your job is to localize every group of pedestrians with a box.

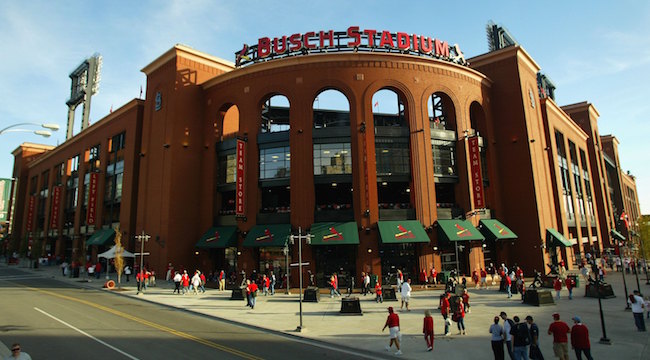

[170,269,206,295]
[490,312,593,360]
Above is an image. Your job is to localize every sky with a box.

[0,1,648,214]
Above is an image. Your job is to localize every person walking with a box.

[261,274,269,296]
[489,316,505,360]
[124,265,131,282]
[397,269,404,291]
[500,311,515,360]
[525,316,543,360]
[400,278,412,311]
[199,271,206,293]
[181,270,190,295]
[564,276,575,300]
[462,288,471,313]
[172,271,181,294]
[628,290,646,331]
[136,270,143,294]
[510,316,531,360]
[553,277,562,300]
[364,272,371,295]
[6,343,31,360]
[375,281,383,303]
[547,313,570,360]
[270,272,276,295]
[441,292,452,336]
[165,262,173,282]
[218,269,225,291]
[360,272,367,295]
[382,306,402,355]
[570,316,593,360]
[505,274,513,298]
[423,309,434,352]
[454,297,466,335]
[329,275,337,298]
[246,279,258,309]
[191,271,201,295]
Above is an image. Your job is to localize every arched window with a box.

[215,104,240,216]
[373,89,412,210]
[429,92,458,212]
[313,89,353,219]
[259,95,290,213]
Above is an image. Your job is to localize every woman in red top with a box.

[454,298,466,335]
[375,282,383,303]
[423,309,434,351]
[565,277,575,300]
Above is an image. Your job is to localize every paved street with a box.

[1,262,649,359]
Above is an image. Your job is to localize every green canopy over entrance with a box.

[546,228,572,247]
[310,222,359,245]
[479,219,518,240]
[86,228,116,246]
[610,229,625,241]
[243,224,290,247]
[437,219,485,242]
[377,220,430,244]
[195,226,238,248]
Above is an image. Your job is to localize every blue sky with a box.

[1,1,648,214]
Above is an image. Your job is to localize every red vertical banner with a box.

[26,195,35,233]
[235,139,246,217]
[49,186,62,229]
[468,136,485,209]
[86,172,99,225]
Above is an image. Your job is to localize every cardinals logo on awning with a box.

[323,227,344,242]
[455,223,471,237]
[256,228,274,243]
[206,230,221,243]
[493,223,509,236]
[395,224,415,240]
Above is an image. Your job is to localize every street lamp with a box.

[289,227,312,332]
[0,122,60,138]
[595,277,612,345]
[135,231,151,295]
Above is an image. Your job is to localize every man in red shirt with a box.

[553,277,563,300]
[548,313,570,360]
[382,307,401,355]
[423,309,434,351]
[570,316,592,360]
[505,274,512,298]
[430,267,437,285]
[461,288,470,313]
[440,292,451,336]
[565,277,575,300]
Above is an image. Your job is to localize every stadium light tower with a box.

[65,54,102,140]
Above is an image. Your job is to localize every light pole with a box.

[618,240,631,311]
[596,277,612,345]
[283,244,290,294]
[0,123,60,137]
[289,227,312,332]
[135,231,150,294]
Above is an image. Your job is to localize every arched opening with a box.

[258,95,291,214]
[372,88,418,282]
[469,101,489,189]
[312,88,356,287]
[213,103,240,276]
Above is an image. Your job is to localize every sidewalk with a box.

[7,261,650,359]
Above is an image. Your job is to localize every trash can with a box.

[440,271,450,285]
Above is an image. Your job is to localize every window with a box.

[54,163,65,185]
[555,132,573,218]
[580,150,595,219]
[260,97,290,133]
[218,154,236,184]
[569,142,585,219]
[431,139,456,176]
[375,141,410,176]
[87,144,101,171]
[259,147,290,179]
[109,133,125,153]
[313,143,351,175]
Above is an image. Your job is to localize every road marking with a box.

[28,287,262,360]
[34,307,141,360]
[0,275,44,281]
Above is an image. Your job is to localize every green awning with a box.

[378,220,430,244]
[610,229,626,241]
[479,219,518,240]
[243,224,290,247]
[437,220,485,242]
[310,222,359,245]
[86,228,116,246]
[546,228,572,247]
[196,226,238,248]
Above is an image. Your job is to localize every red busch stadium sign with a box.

[468,136,485,208]
[235,139,246,217]
[236,26,466,67]
[26,195,35,232]
[49,185,62,229]
[86,172,99,225]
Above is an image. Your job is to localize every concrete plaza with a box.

[5,261,650,359]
